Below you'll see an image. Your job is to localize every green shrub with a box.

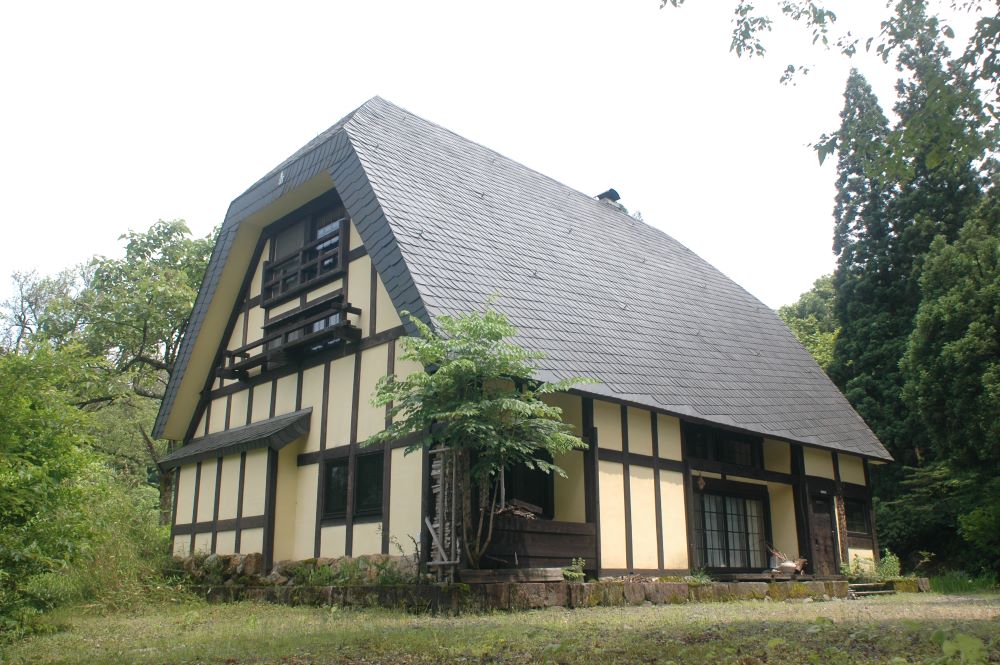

[562,558,586,582]
[930,570,999,594]
[876,549,902,580]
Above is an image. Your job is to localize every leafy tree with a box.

[902,196,1000,471]
[366,304,591,568]
[777,274,839,369]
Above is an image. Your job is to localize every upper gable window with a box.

[683,423,762,469]
[262,206,347,307]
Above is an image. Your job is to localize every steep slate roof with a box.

[155,97,891,461]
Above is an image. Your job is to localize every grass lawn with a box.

[3,593,998,664]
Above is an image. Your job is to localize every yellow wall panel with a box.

[767,483,800,559]
[659,470,688,570]
[627,407,653,456]
[215,530,237,556]
[251,382,272,423]
[595,400,622,451]
[193,532,212,554]
[299,364,325,453]
[553,450,586,523]
[374,274,402,334]
[540,392,584,437]
[763,439,791,474]
[352,521,382,556]
[239,527,264,554]
[394,338,424,380]
[657,414,682,460]
[248,240,268,300]
[306,277,343,302]
[208,396,228,434]
[242,449,269,516]
[347,254,372,335]
[629,466,658,569]
[839,454,866,485]
[196,459,217,522]
[175,464,196,524]
[172,536,191,557]
[267,298,299,318]
[228,313,244,351]
[217,454,241,520]
[349,221,363,251]
[293,464,319,560]
[272,439,302,562]
[229,389,249,429]
[245,304,265,346]
[273,373,297,416]
[327,355,355,447]
[320,525,347,558]
[804,447,835,479]
[598,460,627,569]
[847,548,876,571]
[357,345,389,443]
[389,448,424,552]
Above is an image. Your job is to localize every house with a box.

[155,97,891,578]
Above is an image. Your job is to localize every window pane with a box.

[324,460,348,517]
[274,221,305,259]
[354,454,383,516]
[720,439,752,466]
[845,499,869,533]
[725,496,747,568]
[697,492,768,570]
[746,498,766,568]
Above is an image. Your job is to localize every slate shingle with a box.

[154,97,890,462]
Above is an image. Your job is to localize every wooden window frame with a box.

[692,478,773,573]
[843,497,871,537]
[321,453,384,522]
[683,423,764,470]
[261,204,349,309]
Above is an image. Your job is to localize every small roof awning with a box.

[159,408,312,470]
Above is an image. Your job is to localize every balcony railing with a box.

[219,291,361,381]
[261,224,345,307]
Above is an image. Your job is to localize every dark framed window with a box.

[354,454,384,517]
[262,207,347,306]
[844,498,870,534]
[683,424,761,469]
[693,492,768,569]
[322,454,383,520]
[323,459,349,519]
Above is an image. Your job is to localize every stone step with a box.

[851,590,896,597]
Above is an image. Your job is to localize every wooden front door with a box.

[809,495,838,576]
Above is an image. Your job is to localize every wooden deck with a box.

[482,516,596,570]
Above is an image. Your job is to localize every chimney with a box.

[595,188,624,212]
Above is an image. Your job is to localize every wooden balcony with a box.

[482,515,597,570]
[218,291,361,381]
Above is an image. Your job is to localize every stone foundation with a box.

[192,579,850,612]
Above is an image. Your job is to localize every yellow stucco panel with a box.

[172,535,190,557]
[306,277,343,302]
[804,447,836,480]
[763,439,791,474]
[267,298,299,319]
[248,240,269,300]
[347,253,372,336]
[320,525,347,558]
[389,448,424,551]
[208,396,228,434]
[629,466,658,569]
[374,274,402,334]
[352,521,382,557]
[541,392,583,437]
[767,483,800,558]
[839,454,866,485]
[553,450,586,523]
[659,470,688,570]
[272,439,303,562]
[847,548,876,572]
[196,459,217,522]
[193,532,213,554]
[293,464,319,560]
[241,449,269,517]
[627,407,653,456]
[228,312,244,351]
[175,463,196,524]
[215,530,237,556]
[245,304,264,347]
[217,454,241,521]
[598,460,627,568]
[239,527,264,554]
[326,355,355,447]
[299,364,325,453]
[251,381,272,423]
[273,373,297,417]
[657,414,682,460]
[595,400,622,451]
[229,389,249,429]
[357,345,389,443]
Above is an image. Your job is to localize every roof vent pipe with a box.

[596,188,624,211]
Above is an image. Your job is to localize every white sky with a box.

[0,1,965,309]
